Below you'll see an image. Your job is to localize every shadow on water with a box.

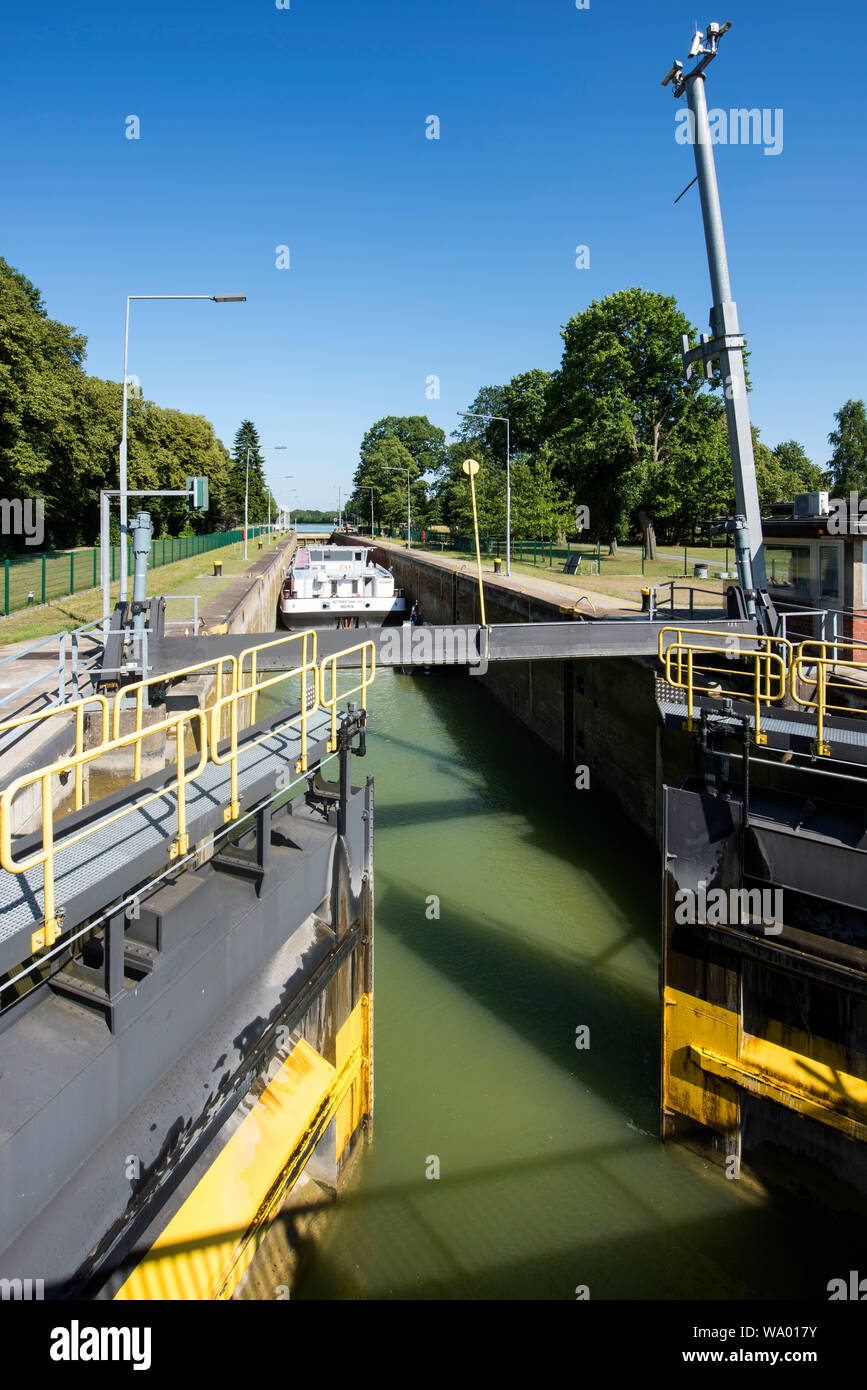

[372,668,660,954]
[288,668,867,1300]
[375,876,659,1125]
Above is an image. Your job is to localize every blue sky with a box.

[2,0,864,511]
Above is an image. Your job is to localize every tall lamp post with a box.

[459,410,511,576]
[244,444,286,560]
[267,471,292,536]
[381,467,412,551]
[361,486,376,537]
[119,293,245,601]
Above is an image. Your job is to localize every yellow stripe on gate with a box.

[114,997,370,1302]
[663,986,867,1141]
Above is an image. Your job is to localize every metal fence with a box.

[1,526,268,616]
[375,530,733,575]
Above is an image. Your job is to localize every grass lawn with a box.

[407,544,730,608]
[0,537,289,647]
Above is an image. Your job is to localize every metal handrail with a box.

[0,695,111,811]
[662,640,788,744]
[113,654,240,776]
[790,651,867,756]
[237,630,319,727]
[319,641,376,752]
[0,619,105,718]
[658,626,793,669]
[209,631,320,820]
[0,708,208,943]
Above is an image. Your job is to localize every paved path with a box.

[363,539,641,615]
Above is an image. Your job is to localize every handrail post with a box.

[74,705,85,810]
[41,771,57,939]
[817,660,827,754]
[171,717,190,858]
[228,696,239,820]
[687,646,694,725]
[134,688,143,781]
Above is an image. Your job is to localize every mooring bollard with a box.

[213,560,223,577]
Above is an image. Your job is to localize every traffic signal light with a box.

[186,477,209,511]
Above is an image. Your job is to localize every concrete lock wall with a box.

[200,535,296,637]
[356,542,659,845]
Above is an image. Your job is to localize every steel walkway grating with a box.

[658,698,867,748]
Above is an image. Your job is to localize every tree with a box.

[228,420,268,529]
[351,437,423,531]
[825,400,867,494]
[545,288,722,556]
[0,255,240,548]
[359,416,446,478]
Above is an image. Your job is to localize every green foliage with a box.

[754,437,825,510]
[825,400,867,494]
[351,417,443,528]
[292,508,338,524]
[359,416,446,476]
[227,420,269,529]
[0,255,237,549]
[545,287,721,546]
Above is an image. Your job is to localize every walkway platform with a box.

[0,702,334,977]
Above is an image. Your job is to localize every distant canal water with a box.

[287,666,856,1301]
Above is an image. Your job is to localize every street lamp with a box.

[381,467,412,551]
[119,293,246,600]
[459,411,511,576]
[336,486,354,531]
[244,444,285,559]
[267,470,292,536]
[284,490,300,531]
[360,485,376,536]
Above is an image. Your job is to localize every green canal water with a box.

[289,667,857,1301]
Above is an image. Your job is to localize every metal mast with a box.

[662,21,767,619]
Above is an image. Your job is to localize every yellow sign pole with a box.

[462,458,486,628]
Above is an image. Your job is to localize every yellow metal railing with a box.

[236,631,319,727]
[0,630,377,950]
[657,628,867,754]
[209,631,319,821]
[0,695,111,813]
[0,709,208,950]
[659,628,791,745]
[658,626,793,674]
[319,641,376,752]
[790,639,867,756]
[113,655,240,777]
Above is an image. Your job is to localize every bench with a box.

[562,553,582,575]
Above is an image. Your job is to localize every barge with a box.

[280,544,406,630]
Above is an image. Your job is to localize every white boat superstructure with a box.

[279,544,407,628]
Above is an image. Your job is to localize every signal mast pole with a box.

[662,21,767,621]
